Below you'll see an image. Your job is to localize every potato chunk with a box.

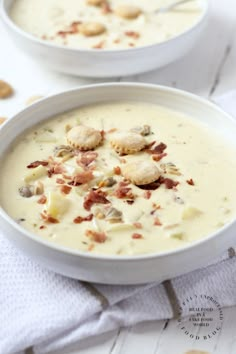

[46,191,69,218]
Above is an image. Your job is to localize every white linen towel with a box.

[1,91,236,354]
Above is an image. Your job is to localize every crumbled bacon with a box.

[125,31,140,39]
[40,212,59,224]
[132,233,143,239]
[83,190,110,211]
[73,214,93,224]
[162,177,179,189]
[100,130,105,140]
[53,164,66,174]
[27,160,48,168]
[186,178,195,186]
[39,225,46,230]
[126,200,134,205]
[146,141,156,149]
[101,1,112,14]
[77,151,98,167]
[152,153,167,162]
[114,181,134,199]
[62,174,72,180]
[154,217,162,226]
[93,41,105,49]
[133,222,143,229]
[56,178,65,184]
[146,142,167,155]
[71,21,81,32]
[48,162,66,177]
[57,21,81,37]
[37,195,47,204]
[113,166,121,175]
[85,230,107,243]
[60,185,72,195]
[68,170,94,186]
[143,190,152,199]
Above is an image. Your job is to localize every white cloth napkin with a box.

[1,91,236,354]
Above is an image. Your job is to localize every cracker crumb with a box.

[0,117,7,125]
[0,80,14,99]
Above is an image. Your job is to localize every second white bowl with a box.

[1,0,209,77]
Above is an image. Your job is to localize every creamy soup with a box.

[10,0,203,50]
[1,102,236,256]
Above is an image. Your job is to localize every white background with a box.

[1,0,236,353]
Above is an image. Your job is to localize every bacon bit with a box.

[113,166,121,175]
[85,229,107,243]
[41,35,47,40]
[57,31,68,38]
[100,130,105,140]
[132,233,143,239]
[62,174,72,180]
[186,178,195,186]
[57,21,81,37]
[108,128,117,133]
[48,163,66,177]
[162,177,179,189]
[133,222,143,229]
[73,214,93,224]
[128,43,135,47]
[56,178,65,184]
[71,21,81,32]
[69,170,94,186]
[60,185,72,195]
[125,31,140,39]
[37,195,47,204]
[93,41,105,49]
[88,243,95,251]
[27,160,48,168]
[39,225,46,230]
[126,200,134,205]
[152,153,167,162]
[47,170,53,178]
[113,38,121,44]
[114,181,134,199]
[146,142,167,155]
[54,164,66,174]
[40,212,59,224]
[154,217,162,226]
[146,141,156,149]
[83,190,110,211]
[144,190,152,199]
[101,1,112,14]
[77,151,98,167]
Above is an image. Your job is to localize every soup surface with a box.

[10,0,203,50]
[1,101,236,256]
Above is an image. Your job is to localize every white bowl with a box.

[0,83,235,285]
[1,0,209,78]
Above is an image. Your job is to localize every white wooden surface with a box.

[1,0,236,353]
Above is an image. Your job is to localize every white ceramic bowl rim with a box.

[0,82,235,262]
[1,0,209,54]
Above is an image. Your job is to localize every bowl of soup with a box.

[1,0,209,77]
[0,83,236,284]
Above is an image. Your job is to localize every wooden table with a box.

[1,0,236,352]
